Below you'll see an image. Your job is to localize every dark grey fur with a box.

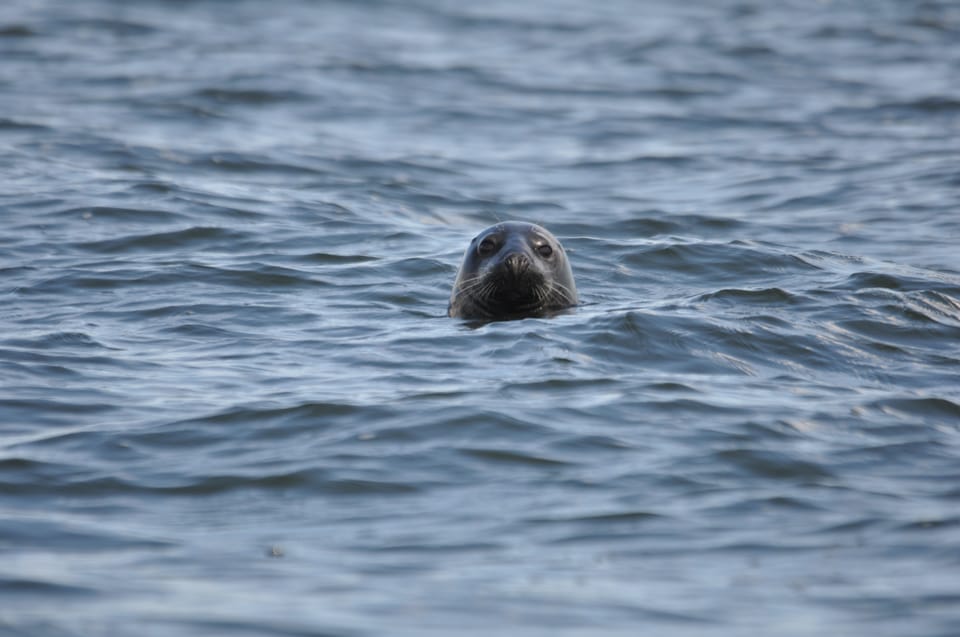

[448,221,578,320]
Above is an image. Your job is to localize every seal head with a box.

[448,221,578,320]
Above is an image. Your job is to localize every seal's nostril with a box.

[505,253,529,275]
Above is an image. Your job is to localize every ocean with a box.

[2,1,959,635]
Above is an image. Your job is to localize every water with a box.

[2,0,960,635]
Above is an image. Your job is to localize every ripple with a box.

[694,287,799,306]
[0,25,36,38]
[625,240,821,282]
[714,448,834,480]
[0,514,172,552]
[2,331,113,351]
[52,205,187,224]
[1,462,420,497]
[0,577,97,597]
[192,87,312,105]
[3,0,960,634]
[459,447,571,467]
[871,397,960,422]
[74,226,251,254]
[0,116,47,129]
[194,153,329,177]
[53,17,158,37]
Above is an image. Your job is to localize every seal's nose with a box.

[504,252,529,276]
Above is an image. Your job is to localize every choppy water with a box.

[3,1,960,635]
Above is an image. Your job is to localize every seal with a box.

[448,221,578,320]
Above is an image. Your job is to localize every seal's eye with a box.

[477,238,497,257]
[536,243,554,258]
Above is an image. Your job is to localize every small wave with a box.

[0,511,173,552]
[0,577,97,597]
[0,459,420,496]
[297,252,378,265]
[459,447,571,467]
[623,240,820,282]
[52,205,186,224]
[2,331,111,351]
[714,448,834,480]
[0,25,35,38]
[0,117,48,130]
[192,87,312,105]
[834,97,960,117]
[74,226,250,254]
[897,516,960,532]
[835,270,960,293]
[0,398,117,420]
[905,291,960,327]
[871,396,960,422]
[694,287,799,306]
[194,153,328,177]
[52,17,158,37]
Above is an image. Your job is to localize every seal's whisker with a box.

[456,278,491,297]
[448,222,578,320]
[549,280,578,302]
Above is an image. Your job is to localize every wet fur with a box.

[448,222,578,320]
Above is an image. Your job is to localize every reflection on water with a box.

[2,0,959,635]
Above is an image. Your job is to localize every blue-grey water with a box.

[2,1,960,635]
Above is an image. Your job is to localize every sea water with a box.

[2,1,959,635]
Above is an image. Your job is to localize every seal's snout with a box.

[503,252,530,277]
[448,221,577,320]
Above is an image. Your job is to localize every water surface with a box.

[2,1,960,635]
